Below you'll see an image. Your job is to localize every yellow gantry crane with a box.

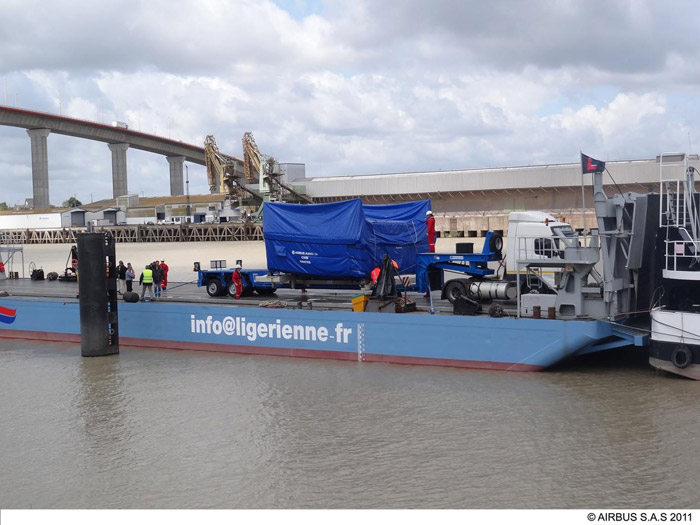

[242,131,262,185]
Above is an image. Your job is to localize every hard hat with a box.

[426,210,433,216]
[235,263,242,269]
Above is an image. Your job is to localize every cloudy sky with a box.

[1,0,699,207]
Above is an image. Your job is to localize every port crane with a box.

[204,135,262,204]
[205,133,312,211]
[242,132,313,204]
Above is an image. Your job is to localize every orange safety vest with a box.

[371,267,381,282]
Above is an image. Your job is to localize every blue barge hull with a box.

[0,297,640,371]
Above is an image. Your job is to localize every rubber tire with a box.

[444,280,468,304]
[123,291,140,303]
[206,279,223,297]
[489,233,503,253]
[488,303,504,318]
[240,276,254,297]
[227,281,239,297]
[671,345,693,369]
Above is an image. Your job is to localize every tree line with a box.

[0,197,83,211]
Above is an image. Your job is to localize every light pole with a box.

[185,164,191,221]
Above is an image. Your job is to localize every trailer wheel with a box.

[241,277,255,297]
[444,280,468,304]
[206,279,223,297]
[227,281,239,297]
[489,233,503,253]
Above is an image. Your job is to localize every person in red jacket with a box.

[159,259,169,293]
[232,264,243,299]
[424,210,436,298]
[426,210,436,253]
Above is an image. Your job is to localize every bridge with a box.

[0,105,241,209]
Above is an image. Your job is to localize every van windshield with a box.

[551,225,577,250]
[551,225,575,238]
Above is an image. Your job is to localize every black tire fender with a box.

[671,345,693,369]
[123,291,140,303]
[488,303,504,318]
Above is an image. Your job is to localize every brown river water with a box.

[1,241,699,508]
[1,339,698,509]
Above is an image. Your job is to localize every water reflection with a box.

[1,340,699,509]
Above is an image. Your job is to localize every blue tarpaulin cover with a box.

[363,201,429,273]
[263,199,430,279]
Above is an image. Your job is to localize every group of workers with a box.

[115,259,169,302]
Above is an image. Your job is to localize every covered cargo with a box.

[263,199,430,279]
[264,199,373,279]
[363,200,429,273]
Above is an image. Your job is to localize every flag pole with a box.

[580,151,587,233]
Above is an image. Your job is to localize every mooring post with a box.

[77,232,119,357]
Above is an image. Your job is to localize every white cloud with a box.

[1,0,700,206]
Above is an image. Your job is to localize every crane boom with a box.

[204,135,263,202]
[204,132,312,211]
[242,131,261,184]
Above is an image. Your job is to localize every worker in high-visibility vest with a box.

[139,264,154,301]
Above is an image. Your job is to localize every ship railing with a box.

[657,153,700,231]
[513,231,600,269]
[663,238,700,273]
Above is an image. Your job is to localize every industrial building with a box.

[0,155,695,241]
